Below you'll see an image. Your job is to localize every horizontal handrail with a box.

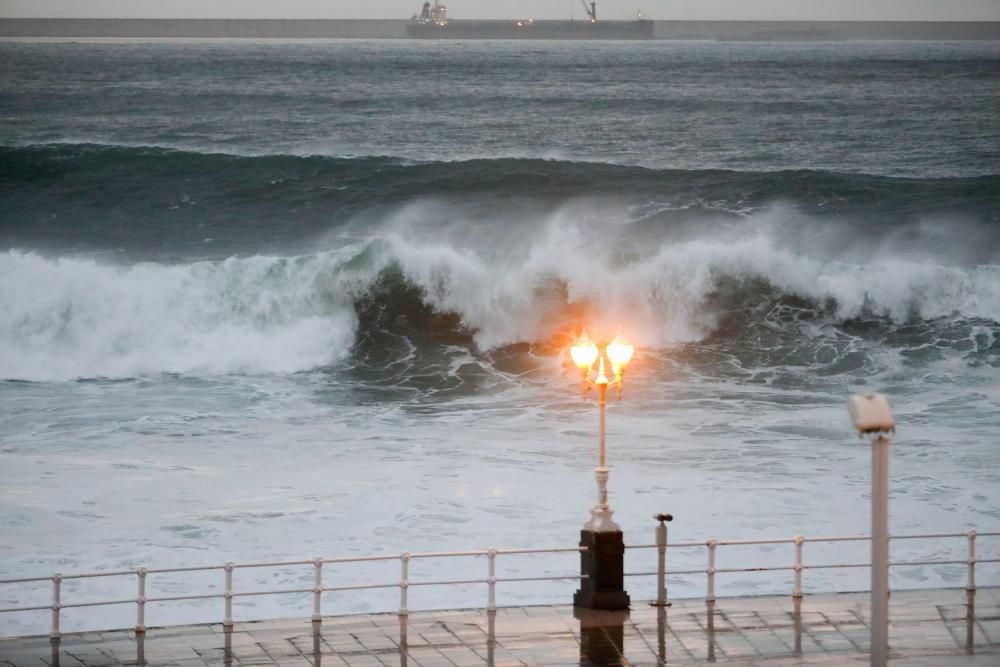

[495,547,586,555]
[232,559,314,569]
[0,576,52,585]
[0,544,587,638]
[0,547,587,586]
[322,554,401,564]
[325,582,399,592]
[145,593,224,603]
[145,564,227,574]
[0,605,52,614]
[498,574,586,583]
[625,531,1000,551]
[232,588,314,598]
[626,528,998,605]
[408,550,489,559]
[1,529,995,639]
[60,597,146,610]
[408,577,490,587]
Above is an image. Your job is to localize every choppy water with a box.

[1,39,999,636]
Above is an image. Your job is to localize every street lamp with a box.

[847,393,896,667]
[571,332,634,532]
[571,331,634,611]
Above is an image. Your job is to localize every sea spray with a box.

[3,208,998,381]
[0,250,358,380]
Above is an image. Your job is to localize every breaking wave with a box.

[2,143,999,381]
[2,206,998,381]
[0,250,357,381]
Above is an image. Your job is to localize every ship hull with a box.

[406,19,654,40]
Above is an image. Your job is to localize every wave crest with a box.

[381,209,1000,349]
[2,204,999,381]
[0,250,358,381]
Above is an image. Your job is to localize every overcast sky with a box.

[2,0,999,21]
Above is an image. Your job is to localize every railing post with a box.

[399,552,410,617]
[966,530,976,592]
[136,568,147,634]
[223,562,234,628]
[793,536,804,599]
[312,558,323,623]
[706,540,717,603]
[49,573,62,639]
[653,513,673,607]
[487,549,497,612]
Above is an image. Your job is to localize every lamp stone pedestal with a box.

[573,529,630,610]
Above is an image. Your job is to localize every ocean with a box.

[0,39,998,635]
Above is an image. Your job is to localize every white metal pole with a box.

[706,540,717,603]
[585,372,619,533]
[224,563,234,628]
[652,513,672,607]
[656,519,666,606]
[870,434,890,667]
[49,573,61,639]
[399,553,410,617]
[312,558,323,623]
[487,549,497,612]
[596,380,608,511]
[136,568,147,634]
[793,536,804,599]
[966,530,976,592]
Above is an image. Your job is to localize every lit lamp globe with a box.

[570,332,599,386]
[606,336,634,396]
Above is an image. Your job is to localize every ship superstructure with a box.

[414,1,449,26]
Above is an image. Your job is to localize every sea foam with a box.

[2,207,998,381]
[0,250,358,381]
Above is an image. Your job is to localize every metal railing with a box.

[625,526,999,606]
[0,545,585,639]
[1,526,997,639]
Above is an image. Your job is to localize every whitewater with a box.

[2,209,1000,380]
[1,38,999,636]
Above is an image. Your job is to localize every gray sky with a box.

[2,0,999,21]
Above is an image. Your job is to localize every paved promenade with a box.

[1,587,997,666]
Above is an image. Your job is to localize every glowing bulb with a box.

[570,331,599,372]
[606,336,634,371]
[607,335,633,399]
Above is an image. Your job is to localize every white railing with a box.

[626,527,999,606]
[0,546,586,639]
[1,527,997,639]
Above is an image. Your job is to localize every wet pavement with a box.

[0,587,997,666]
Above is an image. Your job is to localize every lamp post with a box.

[847,393,896,667]
[570,331,634,610]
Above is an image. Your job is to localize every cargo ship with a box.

[406,1,655,40]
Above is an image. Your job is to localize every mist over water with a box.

[0,39,999,635]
